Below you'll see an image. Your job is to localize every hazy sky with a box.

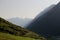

[0,0,60,19]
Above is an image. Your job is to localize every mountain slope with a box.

[26,2,60,37]
[0,17,46,40]
[0,32,37,40]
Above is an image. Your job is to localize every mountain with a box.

[7,17,32,27]
[0,17,46,40]
[26,2,60,37]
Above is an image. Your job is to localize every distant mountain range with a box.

[7,17,32,27]
[26,2,60,38]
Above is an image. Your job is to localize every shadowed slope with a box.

[27,2,60,37]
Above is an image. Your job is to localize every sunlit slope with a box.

[0,17,46,40]
[0,32,37,40]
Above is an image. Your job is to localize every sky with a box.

[0,0,60,19]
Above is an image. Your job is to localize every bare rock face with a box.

[27,2,60,37]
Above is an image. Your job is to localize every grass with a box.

[0,17,41,39]
[0,32,37,40]
[0,17,46,40]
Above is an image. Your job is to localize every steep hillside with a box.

[26,2,60,37]
[0,32,37,40]
[0,17,46,40]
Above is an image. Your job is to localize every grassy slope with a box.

[0,32,37,40]
[0,17,46,40]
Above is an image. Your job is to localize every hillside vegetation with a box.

[0,32,37,40]
[0,17,46,40]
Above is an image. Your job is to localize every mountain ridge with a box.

[26,2,60,37]
[7,17,32,27]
